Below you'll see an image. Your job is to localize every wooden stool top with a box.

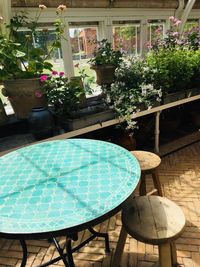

[122,196,186,245]
[131,150,161,171]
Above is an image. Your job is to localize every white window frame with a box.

[12,7,200,77]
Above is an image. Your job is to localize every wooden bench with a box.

[112,196,186,267]
[131,150,162,196]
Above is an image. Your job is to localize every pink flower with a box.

[57,4,67,12]
[174,20,181,26]
[52,70,58,75]
[39,4,47,10]
[172,31,179,36]
[74,63,80,68]
[40,75,48,82]
[35,91,43,98]
[59,72,65,76]
[155,27,162,33]
[169,16,175,21]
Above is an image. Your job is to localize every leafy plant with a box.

[146,48,194,94]
[41,71,86,117]
[189,49,200,88]
[0,4,66,80]
[89,39,123,67]
[103,57,162,130]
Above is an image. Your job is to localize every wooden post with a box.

[155,111,161,154]
[0,0,11,34]
[111,226,127,267]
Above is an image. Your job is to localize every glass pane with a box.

[69,26,100,96]
[113,23,141,56]
[16,29,64,73]
[184,20,199,31]
[147,20,165,47]
[34,30,64,73]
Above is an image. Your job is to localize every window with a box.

[113,20,141,55]
[69,22,100,95]
[148,20,165,46]
[184,19,199,31]
[16,27,64,72]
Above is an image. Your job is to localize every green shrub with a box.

[146,48,194,94]
[190,49,200,88]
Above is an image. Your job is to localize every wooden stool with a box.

[131,150,162,196]
[112,196,186,267]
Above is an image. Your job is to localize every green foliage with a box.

[104,57,162,130]
[145,49,194,94]
[189,49,200,88]
[89,39,123,67]
[0,7,66,80]
[41,73,86,117]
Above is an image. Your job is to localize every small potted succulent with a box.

[89,39,123,86]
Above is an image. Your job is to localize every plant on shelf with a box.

[103,57,162,130]
[89,39,123,86]
[146,16,200,102]
[145,48,194,95]
[0,4,67,118]
[41,71,86,118]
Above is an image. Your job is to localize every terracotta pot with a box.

[113,129,136,151]
[2,78,47,119]
[90,65,116,86]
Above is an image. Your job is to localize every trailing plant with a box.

[103,57,162,130]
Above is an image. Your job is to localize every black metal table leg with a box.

[20,240,27,267]
[52,238,69,267]
[89,227,110,253]
[66,237,75,267]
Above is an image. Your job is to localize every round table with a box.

[0,139,140,266]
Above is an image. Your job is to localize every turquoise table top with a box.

[0,139,140,238]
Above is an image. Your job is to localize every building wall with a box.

[11,0,179,8]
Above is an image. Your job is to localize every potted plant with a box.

[42,69,116,131]
[89,39,123,86]
[0,4,67,119]
[146,48,193,103]
[146,16,200,103]
[103,57,162,131]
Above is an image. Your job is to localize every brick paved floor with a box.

[0,141,200,266]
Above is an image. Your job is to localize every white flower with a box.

[39,4,47,10]
[57,4,67,12]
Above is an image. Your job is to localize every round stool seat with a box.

[131,151,161,171]
[122,196,185,245]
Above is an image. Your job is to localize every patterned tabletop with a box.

[0,139,140,238]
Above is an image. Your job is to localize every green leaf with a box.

[12,49,26,58]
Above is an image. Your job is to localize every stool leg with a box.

[170,242,178,266]
[152,169,163,196]
[159,243,172,267]
[111,226,127,267]
[139,173,146,196]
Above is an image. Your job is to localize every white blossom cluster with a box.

[103,57,162,130]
